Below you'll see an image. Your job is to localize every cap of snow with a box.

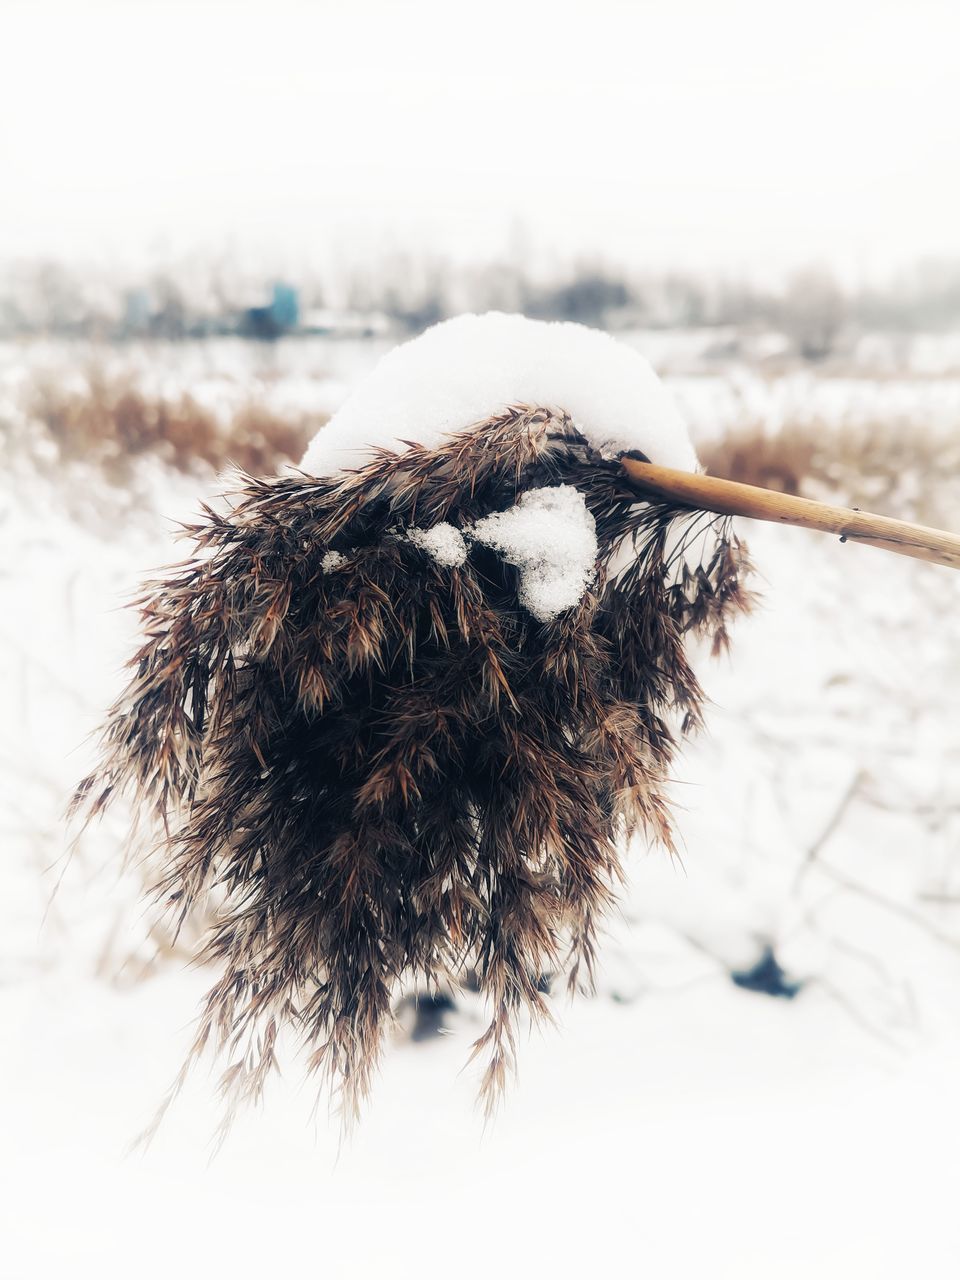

[407,522,468,568]
[469,485,598,623]
[301,312,697,476]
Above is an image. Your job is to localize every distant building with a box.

[242,281,300,338]
[122,288,152,335]
[270,282,299,330]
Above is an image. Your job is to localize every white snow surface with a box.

[469,485,598,621]
[6,337,960,1278]
[300,312,698,476]
[406,521,468,567]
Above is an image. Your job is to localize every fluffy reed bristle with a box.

[72,404,753,1126]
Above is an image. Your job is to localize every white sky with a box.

[3,0,960,281]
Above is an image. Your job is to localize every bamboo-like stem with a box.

[620,457,960,571]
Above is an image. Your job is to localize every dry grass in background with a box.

[701,418,960,528]
[14,361,960,531]
[27,369,319,478]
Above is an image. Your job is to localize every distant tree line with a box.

[2,255,959,357]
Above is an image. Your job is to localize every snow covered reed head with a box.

[74,316,752,1128]
[302,312,699,477]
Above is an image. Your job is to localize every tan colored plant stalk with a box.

[620,458,960,570]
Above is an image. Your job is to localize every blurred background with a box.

[3,2,960,1276]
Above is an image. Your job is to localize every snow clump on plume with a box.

[406,522,469,567]
[469,485,598,622]
[403,486,598,622]
[301,311,697,476]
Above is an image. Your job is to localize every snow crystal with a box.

[406,522,468,568]
[321,550,346,571]
[469,485,598,622]
[301,312,698,476]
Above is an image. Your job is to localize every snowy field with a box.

[3,331,960,1277]
[5,327,960,438]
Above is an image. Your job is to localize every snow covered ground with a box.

[3,333,960,1278]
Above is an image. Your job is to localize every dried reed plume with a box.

[72,405,752,1127]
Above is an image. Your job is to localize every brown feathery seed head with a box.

[71,404,753,1132]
